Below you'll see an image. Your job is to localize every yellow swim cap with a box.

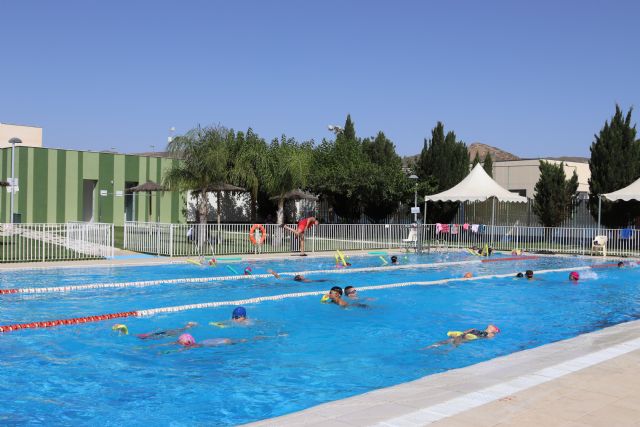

[112,324,128,335]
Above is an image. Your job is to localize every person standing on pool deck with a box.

[281,216,318,256]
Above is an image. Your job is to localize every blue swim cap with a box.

[232,306,247,319]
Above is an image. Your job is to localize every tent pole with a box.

[423,198,427,224]
[597,195,601,231]
[491,198,496,245]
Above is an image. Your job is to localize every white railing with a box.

[0,222,114,263]
[123,221,640,258]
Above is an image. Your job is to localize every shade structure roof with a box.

[601,176,640,201]
[205,183,246,192]
[424,163,527,203]
[126,181,165,193]
[270,189,319,201]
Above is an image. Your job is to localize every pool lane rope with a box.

[0,256,541,296]
[0,262,610,333]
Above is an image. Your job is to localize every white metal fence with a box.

[123,221,640,258]
[0,222,114,263]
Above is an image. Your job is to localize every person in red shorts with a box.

[281,216,318,256]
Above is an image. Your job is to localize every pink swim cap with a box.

[570,271,580,280]
[178,333,196,346]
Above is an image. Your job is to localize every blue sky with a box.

[1,1,638,157]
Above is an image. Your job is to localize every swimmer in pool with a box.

[210,307,252,328]
[323,286,348,307]
[294,274,328,283]
[268,269,281,278]
[390,255,399,265]
[516,272,524,278]
[168,332,288,352]
[137,321,198,340]
[525,270,534,280]
[423,325,500,349]
[569,271,580,281]
[344,286,374,304]
[231,306,251,324]
[618,261,624,268]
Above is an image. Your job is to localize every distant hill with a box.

[402,142,519,168]
[467,143,519,162]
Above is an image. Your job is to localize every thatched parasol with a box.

[204,183,246,242]
[126,181,166,220]
[269,189,318,202]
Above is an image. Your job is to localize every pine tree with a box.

[472,151,481,167]
[343,114,356,141]
[483,153,493,177]
[588,105,640,226]
[533,161,579,227]
[415,122,469,222]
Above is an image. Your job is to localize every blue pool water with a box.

[1,253,638,425]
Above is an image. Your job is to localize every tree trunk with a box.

[277,198,285,225]
[250,188,257,223]
[198,190,209,250]
[217,190,222,246]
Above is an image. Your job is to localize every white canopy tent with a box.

[424,163,527,239]
[598,176,640,228]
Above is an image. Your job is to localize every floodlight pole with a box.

[597,195,601,231]
[409,175,419,222]
[9,137,22,223]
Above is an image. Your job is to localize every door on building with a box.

[83,180,97,222]
[124,181,138,221]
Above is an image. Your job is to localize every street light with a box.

[8,137,22,223]
[409,174,419,222]
[328,125,344,135]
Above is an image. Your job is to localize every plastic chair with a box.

[591,235,607,257]
[402,225,418,251]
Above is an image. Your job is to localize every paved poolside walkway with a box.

[247,319,640,427]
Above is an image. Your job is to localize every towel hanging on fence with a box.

[621,228,633,239]
[471,224,479,233]
[436,223,450,234]
[479,224,487,233]
[451,224,459,235]
[463,223,469,231]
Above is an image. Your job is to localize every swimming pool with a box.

[1,252,637,425]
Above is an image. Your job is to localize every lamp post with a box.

[8,137,22,223]
[409,174,419,222]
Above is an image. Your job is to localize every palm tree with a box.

[262,135,314,224]
[163,125,231,244]
[229,128,267,222]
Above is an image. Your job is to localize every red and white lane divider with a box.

[1,262,604,334]
[0,311,137,333]
[0,256,542,296]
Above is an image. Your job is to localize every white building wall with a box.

[492,159,590,198]
[0,123,43,148]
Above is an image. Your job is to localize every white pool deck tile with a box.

[246,319,640,427]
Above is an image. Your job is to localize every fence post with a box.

[312,226,315,253]
[42,224,46,262]
[124,222,128,249]
[169,224,174,258]
[156,223,160,256]
[111,223,115,258]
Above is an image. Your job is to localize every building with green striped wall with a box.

[0,147,185,225]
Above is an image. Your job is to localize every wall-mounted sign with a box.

[410,207,420,214]
[115,190,123,197]
[100,190,108,196]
